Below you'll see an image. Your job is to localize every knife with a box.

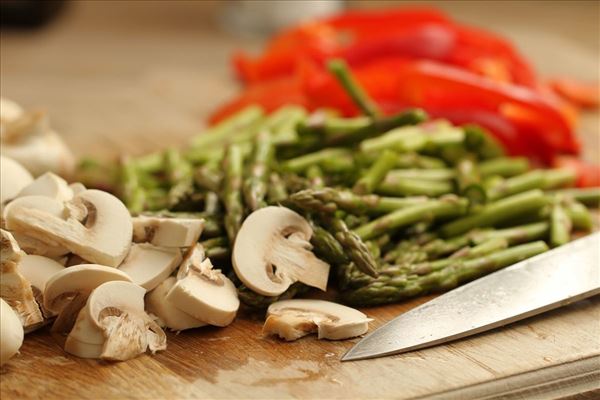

[342,232,600,361]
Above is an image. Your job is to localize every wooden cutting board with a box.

[1,2,599,399]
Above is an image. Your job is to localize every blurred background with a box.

[1,0,598,158]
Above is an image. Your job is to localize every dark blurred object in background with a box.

[1,0,66,28]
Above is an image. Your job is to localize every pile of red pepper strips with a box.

[209,7,599,187]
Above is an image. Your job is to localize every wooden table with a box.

[1,2,599,399]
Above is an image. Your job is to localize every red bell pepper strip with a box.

[553,156,600,187]
[233,8,536,88]
[547,78,599,109]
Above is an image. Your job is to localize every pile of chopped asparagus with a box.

[78,60,600,308]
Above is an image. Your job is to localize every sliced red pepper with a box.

[553,156,600,187]
[547,78,599,109]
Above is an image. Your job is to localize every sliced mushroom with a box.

[146,277,206,332]
[0,156,33,205]
[232,206,330,297]
[43,264,131,335]
[118,243,182,291]
[16,172,74,202]
[0,97,24,130]
[263,299,372,341]
[0,229,44,330]
[64,303,106,359]
[1,110,75,177]
[0,298,24,366]
[6,189,133,267]
[19,254,65,317]
[85,281,166,361]
[69,182,87,196]
[166,245,239,327]
[132,216,204,248]
[3,195,74,257]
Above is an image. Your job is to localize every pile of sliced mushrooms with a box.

[0,98,371,367]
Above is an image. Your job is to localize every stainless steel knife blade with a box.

[342,232,600,361]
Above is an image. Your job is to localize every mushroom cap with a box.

[166,258,239,327]
[132,216,204,248]
[0,156,33,204]
[1,228,22,264]
[19,254,65,291]
[0,298,24,366]
[264,299,371,341]
[43,264,131,314]
[232,206,330,296]
[7,189,133,267]
[67,305,105,346]
[145,277,206,331]
[64,336,103,359]
[118,243,182,291]
[16,172,73,202]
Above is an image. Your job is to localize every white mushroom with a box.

[232,206,330,297]
[263,299,372,341]
[0,156,33,205]
[0,97,24,129]
[16,172,73,202]
[43,264,131,334]
[132,216,204,248]
[1,110,75,177]
[0,229,44,330]
[166,245,239,327]
[19,254,65,317]
[69,182,87,196]
[0,298,24,366]
[6,189,133,267]
[145,277,206,332]
[118,243,182,291]
[85,281,166,361]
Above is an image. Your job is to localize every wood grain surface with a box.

[1,2,599,399]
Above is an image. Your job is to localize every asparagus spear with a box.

[439,189,548,237]
[222,144,245,243]
[328,217,379,277]
[354,195,469,241]
[281,148,352,174]
[486,170,545,201]
[308,219,349,266]
[243,131,274,211]
[469,222,550,245]
[194,165,222,192]
[190,105,264,149]
[563,200,593,231]
[327,59,381,118]
[164,148,194,208]
[377,176,454,197]
[479,157,530,178]
[267,172,288,204]
[550,201,572,247]
[353,150,398,194]
[546,187,600,207]
[541,168,577,189]
[342,241,549,306]
[286,187,428,215]
[237,282,309,309]
[306,165,325,188]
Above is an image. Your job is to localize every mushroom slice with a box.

[132,216,204,248]
[263,299,372,341]
[0,97,24,129]
[16,172,73,202]
[64,304,105,359]
[6,189,133,267]
[0,230,44,330]
[146,277,206,332]
[0,298,24,366]
[1,111,75,177]
[43,264,131,334]
[86,281,166,361]
[0,156,33,205]
[118,243,182,291]
[69,182,87,196]
[232,206,330,297]
[19,254,65,317]
[3,195,73,257]
[166,247,239,327]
